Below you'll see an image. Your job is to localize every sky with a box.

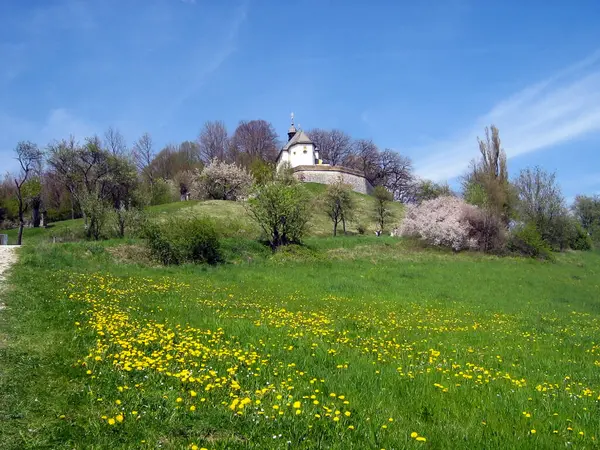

[1,0,600,200]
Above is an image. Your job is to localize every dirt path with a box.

[0,246,18,310]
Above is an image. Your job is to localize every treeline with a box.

[0,119,417,235]
[399,126,600,256]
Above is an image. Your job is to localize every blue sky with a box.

[1,0,600,200]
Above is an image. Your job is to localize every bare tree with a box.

[230,120,279,165]
[307,129,352,166]
[13,141,43,244]
[104,126,128,156]
[376,149,414,202]
[198,120,229,163]
[132,132,156,186]
[346,139,379,178]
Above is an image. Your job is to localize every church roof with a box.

[282,130,313,151]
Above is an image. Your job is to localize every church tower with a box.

[276,113,317,170]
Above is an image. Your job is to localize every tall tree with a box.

[307,129,352,166]
[13,141,43,244]
[230,120,279,165]
[323,177,354,236]
[376,149,414,202]
[198,121,229,163]
[463,125,512,224]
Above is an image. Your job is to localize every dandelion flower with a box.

[416,437,427,442]
[108,418,116,425]
[411,432,418,438]
[116,414,124,423]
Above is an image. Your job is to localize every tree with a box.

[132,133,156,187]
[373,185,394,233]
[411,179,453,204]
[514,166,570,250]
[104,127,128,156]
[572,195,600,244]
[323,177,354,236]
[307,129,352,166]
[346,139,379,179]
[462,125,512,224]
[13,141,43,244]
[246,179,312,251]
[376,149,414,202]
[47,136,139,239]
[198,120,229,163]
[194,159,253,201]
[230,120,279,165]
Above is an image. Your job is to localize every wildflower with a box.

[176,397,183,403]
[293,401,301,409]
[190,405,196,411]
[333,416,340,422]
[411,432,418,438]
[107,418,116,425]
[190,390,197,397]
[416,437,427,442]
[348,425,355,430]
[116,414,124,423]
[531,430,536,434]
[345,411,351,417]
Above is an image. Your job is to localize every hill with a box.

[2,183,404,245]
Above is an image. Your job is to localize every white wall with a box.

[288,143,315,167]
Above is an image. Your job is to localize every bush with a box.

[143,217,221,265]
[194,159,253,200]
[246,180,311,251]
[357,223,367,235]
[568,221,593,251]
[507,223,554,260]
[461,206,506,253]
[400,196,476,251]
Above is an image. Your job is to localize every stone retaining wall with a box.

[293,165,374,195]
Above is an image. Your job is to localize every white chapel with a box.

[275,113,320,171]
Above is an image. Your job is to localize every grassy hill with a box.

[2,183,404,245]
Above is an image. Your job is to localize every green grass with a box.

[2,234,600,449]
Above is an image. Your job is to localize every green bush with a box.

[143,217,221,265]
[568,221,593,251]
[507,223,554,260]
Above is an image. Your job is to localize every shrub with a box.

[568,220,593,251]
[357,223,367,235]
[461,205,506,253]
[507,223,554,260]
[246,180,311,251]
[194,159,253,200]
[399,196,476,251]
[143,217,221,265]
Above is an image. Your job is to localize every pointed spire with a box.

[287,112,297,141]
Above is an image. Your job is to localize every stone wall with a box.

[293,165,374,195]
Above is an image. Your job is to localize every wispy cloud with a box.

[160,1,248,125]
[0,108,97,173]
[413,51,600,181]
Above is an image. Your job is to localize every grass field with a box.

[2,224,600,449]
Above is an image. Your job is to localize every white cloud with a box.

[413,51,600,181]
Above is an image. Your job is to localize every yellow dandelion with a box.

[116,414,124,423]
[416,437,427,442]
[107,418,116,425]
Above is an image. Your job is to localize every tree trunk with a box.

[32,203,41,228]
[17,197,24,245]
[333,220,337,237]
[342,216,346,235]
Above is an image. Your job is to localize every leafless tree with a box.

[198,120,229,163]
[13,141,43,244]
[230,120,279,165]
[132,132,156,186]
[307,129,352,166]
[376,149,414,202]
[104,126,128,156]
[346,139,379,179]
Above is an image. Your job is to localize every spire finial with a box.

[290,112,294,126]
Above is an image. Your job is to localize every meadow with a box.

[2,230,600,449]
